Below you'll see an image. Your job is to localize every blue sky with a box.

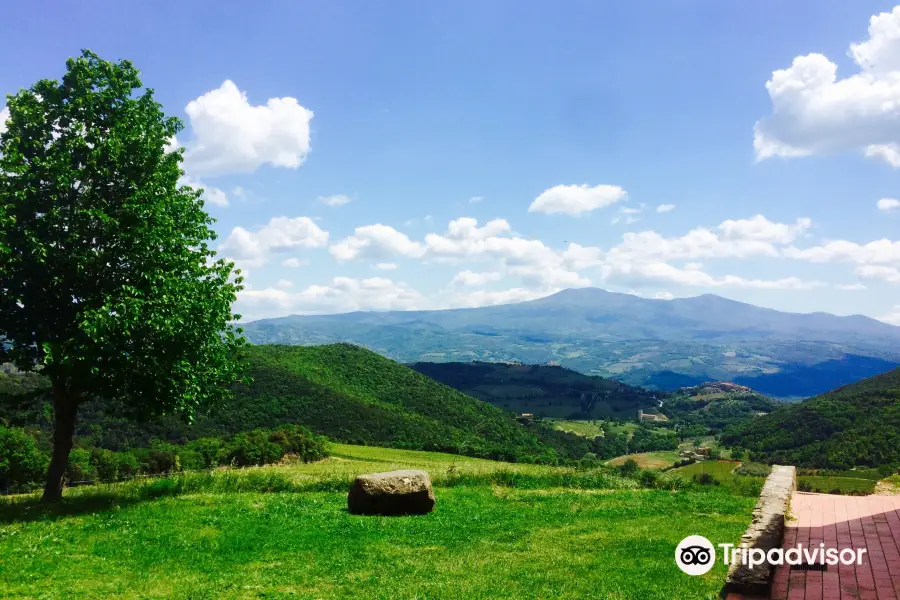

[2,0,899,323]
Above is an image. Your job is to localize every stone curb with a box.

[721,465,796,597]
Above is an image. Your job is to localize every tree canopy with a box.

[0,50,245,501]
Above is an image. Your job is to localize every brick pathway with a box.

[728,492,900,600]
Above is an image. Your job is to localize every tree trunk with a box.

[41,389,78,503]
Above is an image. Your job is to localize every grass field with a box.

[670,461,767,496]
[606,451,680,469]
[0,444,757,599]
[549,419,605,438]
[798,475,877,495]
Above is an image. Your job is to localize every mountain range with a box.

[241,288,900,398]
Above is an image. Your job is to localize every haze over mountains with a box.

[242,288,900,398]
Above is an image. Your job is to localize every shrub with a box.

[66,448,96,483]
[132,443,179,474]
[693,472,718,486]
[578,452,600,468]
[185,437,224,469]
[618,458,639,476]
[91,448,139,482]
[798,480,813,492]
[222,429,284,467]
[268,424,328,463]
[638,469,660,488]
[0,426,49,491]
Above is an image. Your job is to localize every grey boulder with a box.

[348,469,436,515]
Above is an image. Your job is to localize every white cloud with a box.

[878,197,900,212]
[445,287,556,309]
[275,279,293,290]
[529,184,626,216]
[319,194,351,207]
[865,144,900,166]
[425,218,589,288]
[179,176,228,207]
[604,260,822,290]
[450,270,503,286]
[236,277,424,320]
[784,239,900,264]
[754,6,900,165]
[857,264,900,283]
[374,263,398,271]
[837,283,867,290]
[281,257,309,268]
[654,291,675,300]
[879,305,900,325]
[182,80,313,176]
[330,224,424,261]
[219,216,328,265]
[656,204,676,213]
[718,215,812,244]
[0,106,9,135]
[468,196,484,204]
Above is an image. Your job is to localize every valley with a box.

[241,289,900,399]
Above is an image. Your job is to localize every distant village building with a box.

[637,409,669,423]
[516,413,535,424]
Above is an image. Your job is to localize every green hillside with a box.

[722,367,900,469]
[0,344,591,464]
[660,382,781,433]
[407,361,663,419]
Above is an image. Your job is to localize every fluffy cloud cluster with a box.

[182,80,314,176]
[529,184,626,216]
[754,5,900,166]
[236,276,424,320]
[330,225,424,261]
[0,106,8,135]
[878,198,900,212]
[219,216,328,266]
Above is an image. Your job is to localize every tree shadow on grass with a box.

[0,481,184,524]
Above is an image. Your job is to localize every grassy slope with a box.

[233,344,589,462]
[1,344,593,463]
[408,361,662,419]
[723,367,900,469]
[0,445,756,600]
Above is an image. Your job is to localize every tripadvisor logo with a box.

[675,535,716,576]
[676,535,869,575]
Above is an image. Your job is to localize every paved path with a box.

[728,492,900,600]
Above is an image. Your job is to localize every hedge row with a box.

[0,424,329,493]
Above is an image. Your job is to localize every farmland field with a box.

[0,444,756,599]
[606,451,680,470]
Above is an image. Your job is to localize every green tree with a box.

[0,51,245,502]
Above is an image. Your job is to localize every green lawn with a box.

[0,445,756,599]
[798,476,877,495]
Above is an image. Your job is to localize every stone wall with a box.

[722,465,796,596]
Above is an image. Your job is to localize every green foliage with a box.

[628,426,678,453]
[226,344,587,463]
[618,458,639,476]
[409,361,664,419]
[90,448,138,483]
[0,425,48,491]
[0,50,245,499]
[661,385,780,434]
[65,448,95,483]
[723,367,900,469]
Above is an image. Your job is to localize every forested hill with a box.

[0,344,591,463]
[721,367,900,469]
[407,361,663,419]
